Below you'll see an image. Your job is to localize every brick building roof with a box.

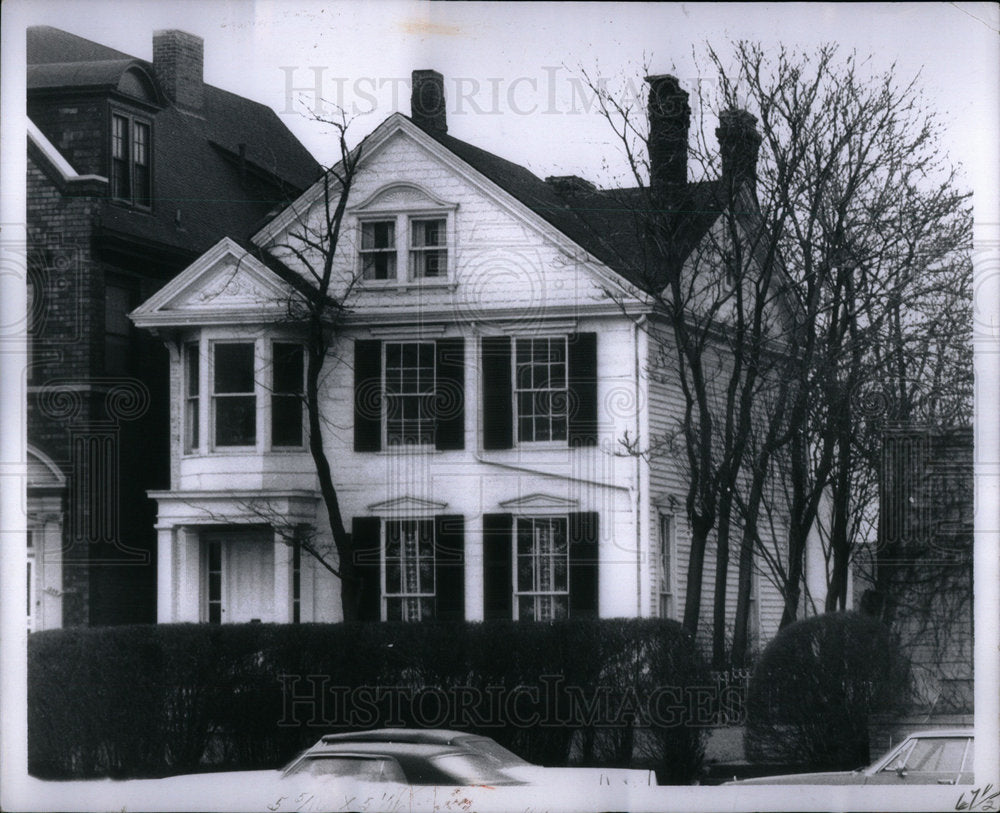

[27,26,320,258]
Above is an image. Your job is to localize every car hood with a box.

[731,769,866,785]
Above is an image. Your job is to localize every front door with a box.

[204,530,274,623]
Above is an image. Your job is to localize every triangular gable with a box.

[498,493,580,512]
[251,114,646,304]
[130,237,294,328]
[366,496,449,514]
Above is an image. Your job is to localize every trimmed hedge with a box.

[744,612,911,770]
[29,619,709,783]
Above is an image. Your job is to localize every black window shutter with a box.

[481,336,512,450]
[435,339,465,451]
[434,514,465,620]
[354,340,382,452]
[567,333,598,447]
[351,516,382,621]
[482,513,513,620]
[569,511,599,618]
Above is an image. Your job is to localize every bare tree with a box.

[578,41,971,668]
[247,108,368,621]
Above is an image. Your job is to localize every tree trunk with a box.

[711,491,734,669]
[682,514,712,636]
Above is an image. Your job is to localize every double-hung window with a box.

[515,517,569,621]
[184,344,200,452]
[482,511,598,621]
[384,519,435,621]
[212,343,256,447]
[360,221,396,280]
[409,219,447,278]
[111,112,152,208]
[658,513,674,619]
[354,190,454,284]
[481,333,597,450]
[354,337,465,452]
[515,337,568,443]
[384,342,435,446]
[350,514,465,623]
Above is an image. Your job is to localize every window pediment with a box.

[498,493,579,512]
[366,496,448,515]
[351,182,455,213]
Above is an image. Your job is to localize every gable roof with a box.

[27,26,321,258]
[414,122,727,292]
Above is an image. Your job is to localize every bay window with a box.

[272,343,304,447]
[212,343,256,447]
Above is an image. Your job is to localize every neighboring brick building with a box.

[864,426,974,715]
[26,26,319,628]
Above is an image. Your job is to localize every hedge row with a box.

[745,612,912,770]
[29,618,709,783]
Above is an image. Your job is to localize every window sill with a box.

[182,447,309,457]
[359,280,457,293]
[376,445,440,456]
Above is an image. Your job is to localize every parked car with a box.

[301,728,655,786]
[728,728,974,785]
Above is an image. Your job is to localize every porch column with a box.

[176,526,201,622]
[273,529,293,623]
[157,526,176,623]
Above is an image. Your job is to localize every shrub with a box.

[744,612,911,770]
[29,618,709,783]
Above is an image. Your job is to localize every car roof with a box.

[319,729,479,746]
[308,740,475,758]
[896,729,974,738]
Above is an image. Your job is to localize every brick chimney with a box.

[411,70,447,133]
[153,30,204,110]
[645,74,690,210]
[716,109,762,195]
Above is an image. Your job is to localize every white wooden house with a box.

[132,70,820,646]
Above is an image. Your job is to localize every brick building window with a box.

[111,112,152,208]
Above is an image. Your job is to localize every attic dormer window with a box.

[351,183,456,286]
[111,112,152,208]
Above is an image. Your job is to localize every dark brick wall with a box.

[28,96,107,178]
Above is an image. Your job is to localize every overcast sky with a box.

[8,1,999,196]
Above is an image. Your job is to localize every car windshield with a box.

[283,755,405,783]
[429,753,521,785]
[462,738,530,767]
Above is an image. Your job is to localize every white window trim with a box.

[381,340,437,449]
[657,511,676,620]
[208,338,262,452]
[183,342,200,454]
[381,518,436,622]
[355,207,457,287]
[512,515,570,621]
[512,335,570,447]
